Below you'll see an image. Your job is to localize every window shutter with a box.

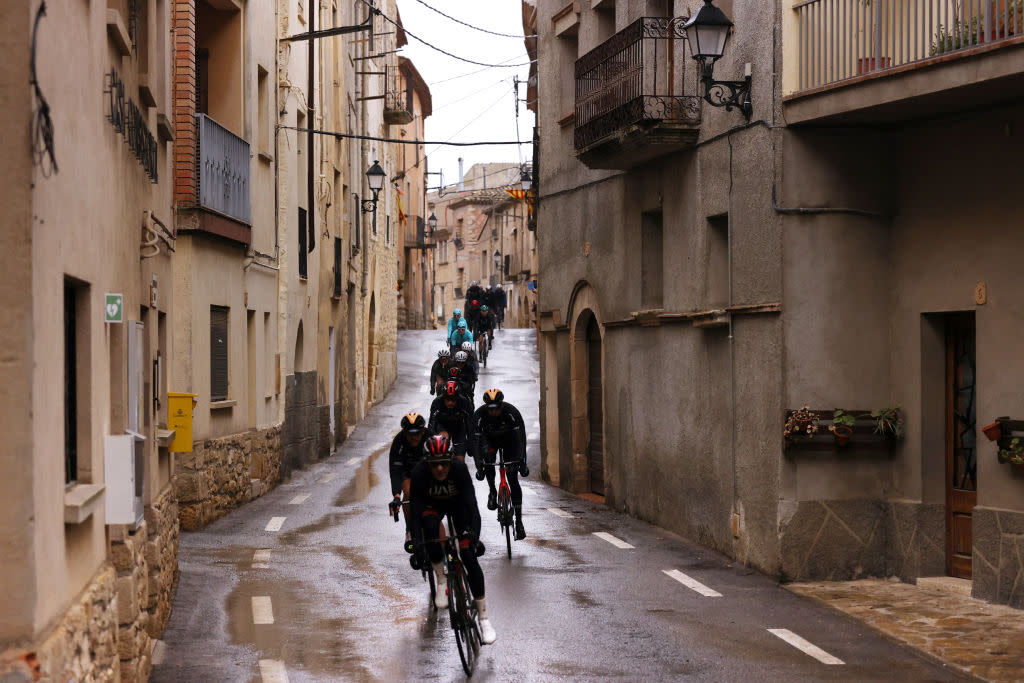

[210,306,229,401]
[298,207,308,279]
[334,237,342,297]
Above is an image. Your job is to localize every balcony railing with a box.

[196,113,251,225]
[384,65,413,125]
[795,0,1023,92]
[574,17,700,160]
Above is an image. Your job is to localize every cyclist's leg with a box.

[421,509,443,564]
[401,478,412,529]
[452,509,485,599]
[502,441,523,505]
[482,440,498,495]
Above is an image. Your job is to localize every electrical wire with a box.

[276,124,524,146]
[431,76,510,113]
[424,85,513,158]
[409,0,537,38]
[428,55,532,85]
[358,0,530,68]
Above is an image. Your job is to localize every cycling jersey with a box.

[388,431,425,496]
[449,328,474,348]
[428,394,475,442]
[473,403,526,451]
[447,315,463,339]
[429,358,449,394]
[477,313,495,334]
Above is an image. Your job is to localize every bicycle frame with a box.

[491,447,517,558]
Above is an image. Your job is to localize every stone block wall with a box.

[973,506,1024,608]
[173,425,282,530]
[282,370,319,474]
[110,522,152,682]
[0,564,120,681]
[143,485,179,637]
[779,499,944,583]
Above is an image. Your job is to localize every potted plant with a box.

[982,421,1003,442]
[856,1,891,74]
[784,406,820,443]
[998,437,1024,465]
[871,405,904,440]
[830,409,856,447]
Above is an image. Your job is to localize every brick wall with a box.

[172,0,197,208]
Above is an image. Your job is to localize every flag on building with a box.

[395,185,407,225]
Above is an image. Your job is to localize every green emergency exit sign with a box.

[105,293,123,323]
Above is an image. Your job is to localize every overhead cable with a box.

[276,125,524,146]
[428,57,530,86]
[410,0,537,38]
[357,0,531,68]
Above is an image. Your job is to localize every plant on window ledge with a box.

[998,437,1024,465]
[830,409,856,446]
[871,406,904,440]
[784,405,820,443]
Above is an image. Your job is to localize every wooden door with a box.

[946,313,977,579]
[586,316,604,496]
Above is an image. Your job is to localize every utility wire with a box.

[428,56,531,85]
[432,76,510,113]
[358,0,530,68]
[410,0,537,38]
[276,125,524,146]
[424,85,514,158]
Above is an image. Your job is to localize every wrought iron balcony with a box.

[384,65,413,125]
[196,114,251,225]
[574,17,701,170]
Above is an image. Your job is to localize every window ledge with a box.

[258,151,274,163]
[210,400,236,410]
[156,428,176,448]
[106,9,132,57]
[64,483,105,525]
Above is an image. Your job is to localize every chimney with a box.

[458,158,464,191]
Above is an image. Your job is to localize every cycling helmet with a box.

[471,281,478,287]
[454,351,468,363]
[444,381,460,397]
[453,308,462,316]
[423,435,453,463]
[483,388,504,408]
[438,348,451,359]
[458,319,467,329]
[461,341,473,352]
[401,413,426,434]
[481,305,489,312]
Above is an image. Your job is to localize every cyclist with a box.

[464,299,482,338]
[460,341,479,377]
[465,280,483,308]
[482,286,494,309]
[446,308,463,340]
[428,380,476,463]
[449,318,473,350]
[429,349,451,395]
[494,285,507,327]
[389,413,428,541]
[477,305,496,348]
[451,350,477,400]
[410,435,497,644]
[472,389,529,540]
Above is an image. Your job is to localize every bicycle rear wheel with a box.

[498,490,513,559]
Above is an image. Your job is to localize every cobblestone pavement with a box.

[788,578,1024,682]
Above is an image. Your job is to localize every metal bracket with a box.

[700,62,752,119]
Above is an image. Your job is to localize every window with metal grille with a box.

[334,237,342,297]
[298,207,308,279]
[210,306,229,401]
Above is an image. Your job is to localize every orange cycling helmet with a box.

[483,388,504,408]
[401,413,425,434]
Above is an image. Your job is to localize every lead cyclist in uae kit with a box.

[410,435,497,644]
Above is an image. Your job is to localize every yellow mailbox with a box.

[167,392,198,452]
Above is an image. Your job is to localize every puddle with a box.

[276,510,359,545]
[569,588,601,608]
[333,446,387,507]
[524,536,587,566]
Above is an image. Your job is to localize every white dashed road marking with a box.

[346,457,361,466]
[593,532,634,549]
[521,487,538,497]
[663,569,723,597]
[252,596,274,624]
[288,494,310,505]
[258,660,289,683]
[265,517,286,532]
[767,629,844,665]
[252,549,271,568]
[317,473,336,484]
[546,507,574,519]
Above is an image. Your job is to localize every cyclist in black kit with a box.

[472,388,529,540]
[389,413,427,542]
[429,348,451,395]
[410,435,497,644]
[428,380,476,463]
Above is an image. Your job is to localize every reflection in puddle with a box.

[333,446,387,507]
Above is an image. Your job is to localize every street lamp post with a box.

[683,0,753,120]
[360,160,386,234]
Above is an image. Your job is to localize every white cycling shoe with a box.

[478,617,497,644]
[432,563,448,610]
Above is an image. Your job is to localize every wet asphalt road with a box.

[153,329,971,682]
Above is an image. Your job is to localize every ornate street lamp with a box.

[520,166,532,193]
[493,250,502,273]
[427,212,438,236]
[683,0,752,119]
[361,160,386,213]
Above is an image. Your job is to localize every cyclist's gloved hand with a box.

[474,539,486,557]
[409,553,422,571]
[519,461,529,477]
[475,468,486,481]
[404,539,416,554]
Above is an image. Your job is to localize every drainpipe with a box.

[307,0,315,254]
[458,157,464,191]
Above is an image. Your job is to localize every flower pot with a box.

[833,425,853,447]
[982,422,1003,442]
[857,57,891,74]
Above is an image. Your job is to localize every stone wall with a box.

[174,425,282,530]
[0,565,120,681]
[973,506,1024,608]
[283,371,319,475]
[110,522,152,683]
[779,499,944,583]
[142,485,179,638]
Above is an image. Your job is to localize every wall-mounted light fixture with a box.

[683,0,752,120]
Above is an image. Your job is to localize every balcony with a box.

[787,0,1024,124]
[179,114,252,245]
[574,17,701,170]
[384,65,413,125]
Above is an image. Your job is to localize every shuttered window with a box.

[210,306,229,401]
[298,207,308,279]
[334,237,342,297]
[64,284,78,485]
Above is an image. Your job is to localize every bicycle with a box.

[389,499,436,609]
[441,512,482,675]
[476,334,489,369]
[489,446,521,559]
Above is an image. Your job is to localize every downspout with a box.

[307,0,315,253]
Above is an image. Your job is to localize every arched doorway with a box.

[583,313,603,495]
[570,303,604,497]
[294,320,304,372]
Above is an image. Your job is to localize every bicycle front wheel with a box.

[450,567,478,675]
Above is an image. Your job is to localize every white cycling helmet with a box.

[454,351,468,363]
[438,348,451,358]
[461,341,473,352]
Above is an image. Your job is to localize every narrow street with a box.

[152,330,968,682]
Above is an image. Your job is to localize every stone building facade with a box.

[1,0,180,678]
[535,0,1024,609]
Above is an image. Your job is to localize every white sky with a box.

[393,0,535,191]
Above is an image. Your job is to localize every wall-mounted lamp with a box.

[683,0,753,120]
[360,160,386,214]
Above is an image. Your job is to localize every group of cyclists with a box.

[387,283,525,648]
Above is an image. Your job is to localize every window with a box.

[334,237,343,297]
[351,192,362,254]
[439,284,446,318]
[298,207,308,279]
[196,48,210,115]
[707,214,729,308]
[257,65,271,159]
[210,306,229,401]
[641,210,663,308]
[264,312,273,397]
[385,214,390,244]
[64,284,78,485]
